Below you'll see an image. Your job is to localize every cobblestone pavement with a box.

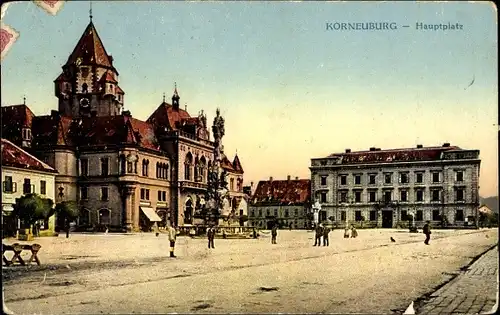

[416,245,498,315]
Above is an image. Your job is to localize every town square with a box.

[1,1,498,314]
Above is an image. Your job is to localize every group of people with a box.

[343,225,358,239]
[314,223,331,246]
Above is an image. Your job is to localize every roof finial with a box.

[185,103,187,111]
[89,1,93,22]
[23,95,26,105]
[162,92,165,103]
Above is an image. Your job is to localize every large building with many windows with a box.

[1,18,244,232]
[310,144,480,228]
[248,176,311,229]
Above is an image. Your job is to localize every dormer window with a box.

[22,128,32,141]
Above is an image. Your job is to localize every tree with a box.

[55,201,78,238]
[13,194,54,235]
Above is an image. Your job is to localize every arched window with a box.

[230,178,235,191]
[165,164,169,180]
[98,208,111,226]
[79,208,91,226]
[156,162,160,178]
[142,159,149,176]
[199,157,206,182]
[119,155,126,175]
[194,157,199,182]
[184,152,193,180]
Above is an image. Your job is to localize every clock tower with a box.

[54,17,125,118]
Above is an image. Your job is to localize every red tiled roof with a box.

[115,85,124,94]
[1,105,35,127]
[325,146,462,164]
[54,72,70,82]
[101,71,117,83]
[146,102,191,131]
[31,115,74,146]
[221,155,235,172]
[65,22,113,69]
[1,138,57,173]
[232,154,244,174]
[128,117,160,151]
[252,179,311,206]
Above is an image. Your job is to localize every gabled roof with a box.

[54,72,70,82]
[101,71,117,83]
[324,145,464,165]
[221,154,235,172]
[1,104,35,128]
[32,115,74,146]
[115,85,125,94]
[251,179,311,206]
[146,102,191,131]
[232,154,244,173]
[1,138,57,173]
[65,22,113,69]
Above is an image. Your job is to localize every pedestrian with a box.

[323,225,330,246]
[344,226,350,238]
[207,226,215,249]
[314,223,323,246]
[351,225,358,238]
[271,224,278,244]
[289,222,292,231]
[167,223,177,257]
[423,221,431,245]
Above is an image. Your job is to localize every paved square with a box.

[3,228,498,314]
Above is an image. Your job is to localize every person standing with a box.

[167,223,177,257]
[271,224,278,244]
[344,226,350,238]
[423,221,431,245]
[323,225,330,246]
[351,225,358,238]
[207,226,215,249]
[314,223,323,246]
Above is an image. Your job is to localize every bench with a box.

[2,243,42,266]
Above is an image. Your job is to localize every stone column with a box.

[121,186,136,232]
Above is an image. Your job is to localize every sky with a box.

[1,1,498,197]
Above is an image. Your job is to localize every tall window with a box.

[285,210,289,217]
[455,210,464,221]
[354,174,361,185]
[340,191,348,203]
[416,190,424,202]
[354,191,361,203]
[432,172,440,183]
[431,190,440,202]
[432,210,440,221]
[320,192,327,203]
[230,178,234,191]
[369,191,376,202]
[384,173,392,184]
[415,172,423,183]
[101,157,109,176]
[40,180,46,195]
[3,176,15,193]
[401,210,408,221]
[127,161,133,173]
[400,190,408,202]
[456,171,464,182]
[340,175,347,185]
[142,159,149,176]
[400,173,409,184]
[23,178,31,194]
[355,211,362,221]
[416,210,423,221]
[340,211,346,221]
[384,191,391,203]
[140,188,150,200]
[320,176,327,186]
[185,153,193,180]
[456,188,465,201]
[80,158,89,176]
[369,210,376,221]
[100,187,109,201]
[368,174,376,185]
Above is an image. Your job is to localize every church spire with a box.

[89,1,93,22]
[172,82,180,110]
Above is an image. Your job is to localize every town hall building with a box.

[1,18,245,232]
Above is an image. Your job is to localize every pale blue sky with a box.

[1,1,497,196]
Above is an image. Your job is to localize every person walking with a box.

[423,221,431,245]
[314,223,323,246]
[207,226,215,249]
[344,226,350,238]
[351,225,358,238]
[271,224,278,244]
[323,225,330,246]
[167,223,177,257]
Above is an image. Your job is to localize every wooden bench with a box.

[2,243,42,266]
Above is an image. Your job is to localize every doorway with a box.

[382,210,393,228]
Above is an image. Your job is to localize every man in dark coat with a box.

[271,224,278,244]
[314,224,323,246]
[323,225,331,246]
[423,221,431,245]
[207,226,215,249]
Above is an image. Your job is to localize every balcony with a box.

[164,130,214,147]
[179,181,208,191]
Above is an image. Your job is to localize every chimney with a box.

[417,144,423,148]
[295,176,299,180]
[269,176,273,182]
[442,143,450,147]
[345,149,351,153]
[287,175,291,181]
[122,110,131,117]
[369,147,376,151]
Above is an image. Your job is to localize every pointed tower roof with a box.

[65,21,114,69]
[232,154,244,174]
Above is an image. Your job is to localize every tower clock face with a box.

[80,98,90,108]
